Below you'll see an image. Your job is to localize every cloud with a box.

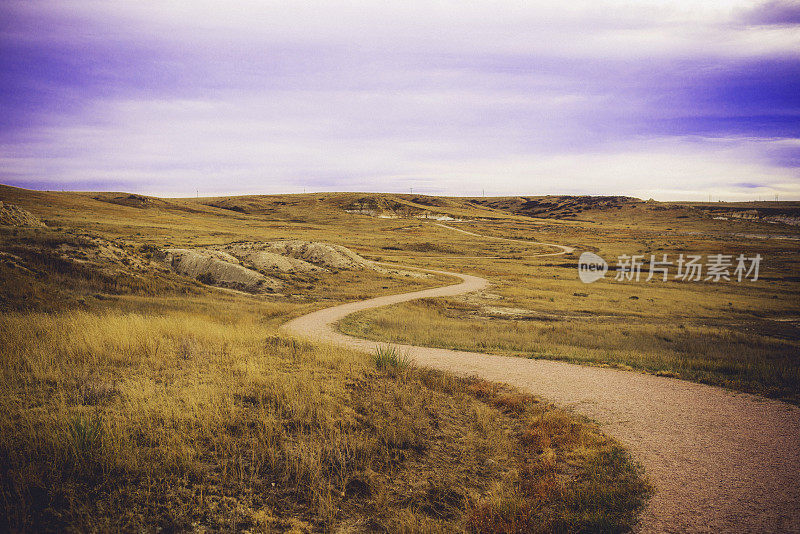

[0,1,798,199]
[744,0,800,25]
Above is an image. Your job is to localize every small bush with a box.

[374,345,411,372]
[67,412,104,463]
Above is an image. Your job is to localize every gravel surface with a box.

[282,256,800,533]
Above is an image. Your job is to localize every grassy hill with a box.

[0,184,652,532]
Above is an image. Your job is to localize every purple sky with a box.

[1,1,799,200]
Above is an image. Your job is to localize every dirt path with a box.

[281,233,800,533]
[434,222,576,256]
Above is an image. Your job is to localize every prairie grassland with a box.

[3,185,796,529]
[0,300,649,532]
[341,298,800,402]
[0,185,568,259]
[341,218,800,403]
[0,186,651,531]
[0,224,452,316]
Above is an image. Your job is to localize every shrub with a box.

[66,412,104,466]
[374,345,411,372]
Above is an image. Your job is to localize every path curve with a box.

[435,222,576,256]
[282,232,800,533]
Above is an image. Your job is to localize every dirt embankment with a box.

[0,202,45,227]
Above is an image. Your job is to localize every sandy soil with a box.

[282,237,800,532]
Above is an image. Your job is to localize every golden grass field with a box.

[0,185,654,532]
[2,183,798,531]
[343,217,800,403]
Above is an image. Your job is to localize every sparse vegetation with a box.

[373,345,411,373]
[340,221,800,403]
[0,184,658,532]
[4,184,797,530]
[0,305,649,532]
[341,296,800,402]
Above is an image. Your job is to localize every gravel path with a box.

[281,240,800,533]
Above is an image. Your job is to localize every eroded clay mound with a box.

[261,240,371,270]
[160,248,280,292]
[200,249,241,265]
[161,240,424,291]
[216,243,321,273]
[215,240,371,271]
[228,241,427,277]
[0,202,45,227]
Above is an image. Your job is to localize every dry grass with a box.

[340,213,800,403]
[8,184,796,529]
[0,185,652,531]
[340,296,800,402]
[0,306,649,532]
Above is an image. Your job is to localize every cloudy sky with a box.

[1,1,799,199]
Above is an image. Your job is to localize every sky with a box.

[1,1,799,200]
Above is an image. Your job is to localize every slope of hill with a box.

[0,183,651,531]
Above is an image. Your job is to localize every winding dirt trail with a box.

[282,229,800,533]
